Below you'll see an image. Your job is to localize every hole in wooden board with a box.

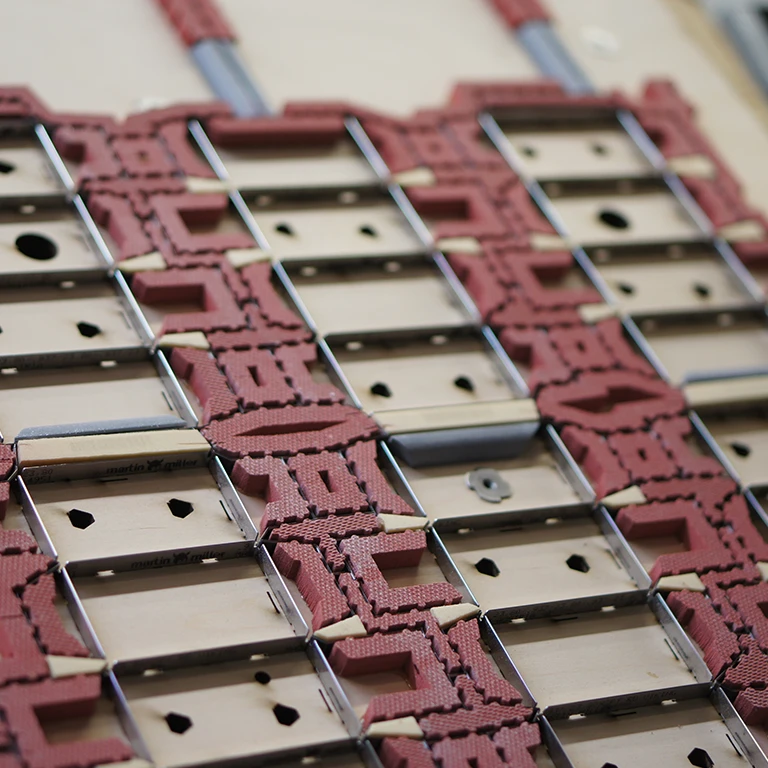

[76,321,102,338]
[165,712,193,734]
[453,375,475,392]
[616,282,635,295]
[275,222,295,236]
[566,554,590,573]
[598,209,631,230]
[0,160,15,174]
[475,557,500,578]
[693,282,711,298]
[67,508,95,530]
[370,382,392,398]
[592,143,609,156]
[687,747,714,768]
[359,225,377,238]
[520,146,537,158]
[730,441,752,458]
[167,498,194,519]
[15,233,58,261]
[253,670,271,685]
[273,703,300,726]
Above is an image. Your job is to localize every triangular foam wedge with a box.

[378,513,428,533]
[366,716,423,739]
[655,573,706,592]
[601,485,647,510]
[156,331,210,350]
[46,655,108,678]
[393,167,436,187]
[430,603,481,629]
[226,247,271,269]
[118,251,166,273]
[313,615,368,642]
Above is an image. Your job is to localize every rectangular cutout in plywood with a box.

[0,207,107,284]
[212,139,379,194]
[494,605,698,715]
[553,698,748,768]
[502,124,655,183]
[119,655,350,768]
[0,361,186,441]
[395,433,590,528]
[441,517,639,618]
[74,557,298,671]
[635,310,768,385]
[0,138,64,204]
[548,187,702,249]
[591,244,755,316]
[28,467,252,573]
[248,192,425,264]
[287,259,469,337]
[0,282,145,368]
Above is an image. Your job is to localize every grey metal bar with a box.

[106,669,155,763]
[35,123,75,194]
[650,592,712,684]
[15,415,187,441]
[211,455,258,541]
[723,7,768,97]
[257,543,309,639]
[153,350,199,429]
[191,39,271,117]
[215,40,272,115]
[517,20,594,95]
[545,424,595,504]
[596,506,652,591]
[306,639,362,739]
[712,684,768,768]
[57,567,107,659]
